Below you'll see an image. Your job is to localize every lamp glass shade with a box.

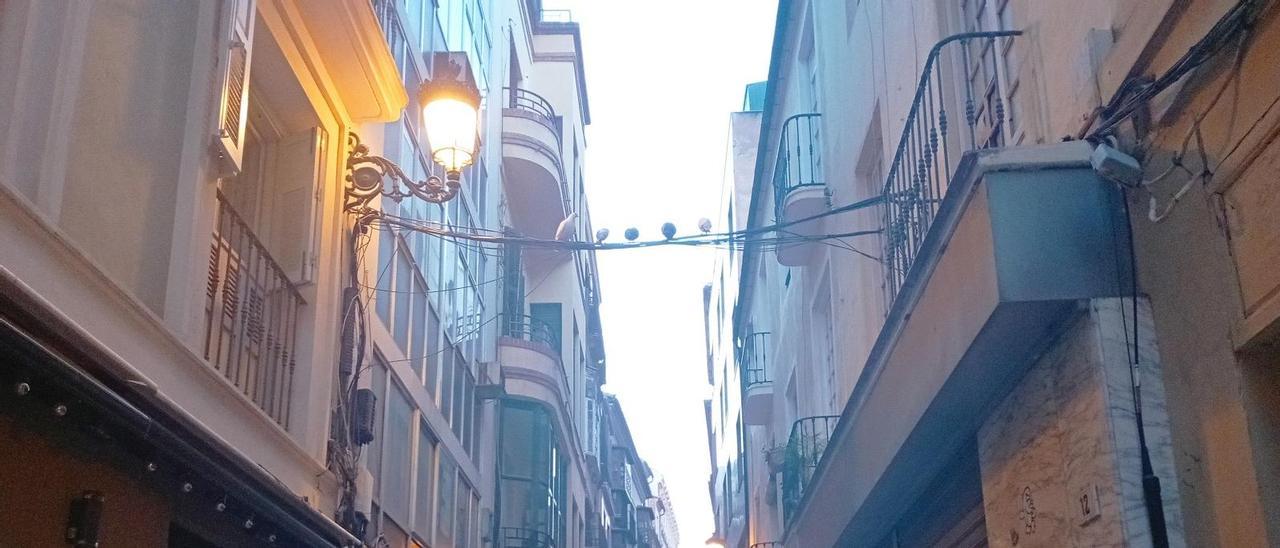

[422,97,478,174]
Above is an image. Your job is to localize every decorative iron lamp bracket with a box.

[344,132,460,216]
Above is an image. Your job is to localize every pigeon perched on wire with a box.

[595,228,610,243]
[661,222,677,240]
[698,218,713,234]
[554,212,577,241]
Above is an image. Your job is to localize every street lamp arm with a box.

[344,132,461,215]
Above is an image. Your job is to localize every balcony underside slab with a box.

[776,184,827,266]
[502,118,566,240]
[497,338,569,417]
[743,383,773,426]
[785,142,1133,546]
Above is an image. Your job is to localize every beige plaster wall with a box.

[979,299,1184,548]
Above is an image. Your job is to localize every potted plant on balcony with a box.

[763,444,786,475]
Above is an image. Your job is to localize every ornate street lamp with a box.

[345,52,481,215]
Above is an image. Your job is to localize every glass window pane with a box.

[414,421,437,537]
[426,306,441,398]
[464,372,477,455]
[394,251,413,350]
[451,350,465,438]
[436,455,457,546]
[469,492,481,548]
[376,227,395,324]
[456,482,470,548]
[384,383,415,526]
[411,279,427,378]
[368,358,389,499]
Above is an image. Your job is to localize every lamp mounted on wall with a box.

[345,52,481,216]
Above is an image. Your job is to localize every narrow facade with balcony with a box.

[0,0,659,546]
[707,1,1280,547]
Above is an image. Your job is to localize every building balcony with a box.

[202,192,304,427]
[498,313,572,417]
[502,87,568,240]
[750,543,781,548]
[772,113,826,266]
[781,415,839,526]
[786,142,1137,547]
[635,519,658,547]
[497,527,554,548]
[740,332,772,426]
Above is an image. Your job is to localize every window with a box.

[368,357,390,500]
[410,279,428,378]
[451,347,466,440]
[499,402,566,541]
[440,343,455,422]
[529,302,563,351]
[436,454,458,547]
[414,420,438,538]
[393,250,414,349]
[376,227,395,324]
[463,368,478,455]
[384,382,415,527]
[798,5,820,114]
[425,307,442,397]
[456,480,472,548]
[469,491,481,548]
[960,0,1020,147]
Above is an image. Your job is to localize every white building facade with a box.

[707,1,1280,547]
[0,1,652,547]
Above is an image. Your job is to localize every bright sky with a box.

[544,1,776,545]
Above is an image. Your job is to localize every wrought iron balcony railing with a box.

[881,31,1021,305]
[498,527,554,548]
[502,313,559,356]
[781,415,839,525]
[772,113,824,220]
[636,520,658,547]
[203,192,304,427]
[507,87,557,121]
[371,0,409,69]
[750,543,781,548]
[740,331,770,387]
[505,87,563,147]
[540,9,574,23]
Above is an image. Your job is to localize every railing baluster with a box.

[201,192,304,426]
[772,113,824,221]
[879,32,1020,310]
[741,332,770,387]
[782,414,840,525]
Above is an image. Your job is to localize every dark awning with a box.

[0,314,358,547]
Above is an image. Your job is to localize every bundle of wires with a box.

[1089,0,1269,139]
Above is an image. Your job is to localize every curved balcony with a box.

[781,415,839,526]
[503,87,567,240]
[498,314,570,414]
[740,332,772,426]
[498,527,554,548]
[773,113,826,266]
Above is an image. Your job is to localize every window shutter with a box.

[269,126,326,284]
[214,0,257,177]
